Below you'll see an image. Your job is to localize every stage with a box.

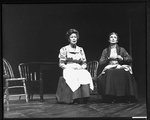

[3,94,147,118]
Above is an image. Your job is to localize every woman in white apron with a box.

[56,29,94,104]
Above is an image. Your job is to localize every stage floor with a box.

[3,94,147,118]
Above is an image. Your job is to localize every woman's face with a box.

[109,34,118,44]
[69,33,77,45]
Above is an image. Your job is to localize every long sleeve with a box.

[58,47,67,69]
[80,47,87,69]
[99,48,109,66]
[119,47,132,65]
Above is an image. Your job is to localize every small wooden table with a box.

[20,62,58,102]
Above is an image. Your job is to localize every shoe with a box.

[83,99,88,104]
[73,99,80,104]
[68,102,74,105]
[111,99,115,104]
[83,97,90,104]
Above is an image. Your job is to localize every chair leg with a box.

[95,82,100,98]
[19,96,21,100]
[6,92,10,111]
[31,93,33,100]
[28,93,33,100]
[5,80,10,111]
[4,89,6,103]
[23,80,28,103]
[4,96,6,103]
[97,91,100,98]
[28,94,31,101]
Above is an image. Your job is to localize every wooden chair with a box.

[18,63,40,101]
[87,61,99,96]
[3,58,28,111]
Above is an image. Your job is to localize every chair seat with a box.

[6,78,26,81]
[8,86,25,89]
[6,94,28,96]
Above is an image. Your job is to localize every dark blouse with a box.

[99,45,132,67]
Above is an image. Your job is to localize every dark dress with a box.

[97,45,138,103]
[56,76,90,104]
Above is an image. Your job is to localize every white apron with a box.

[63,63,94,92]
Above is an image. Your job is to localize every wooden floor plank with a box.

[3,94,147,118]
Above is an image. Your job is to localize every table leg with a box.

[40,72,43,102]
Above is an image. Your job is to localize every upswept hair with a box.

[109,32,119,41]
[66,29,79,41]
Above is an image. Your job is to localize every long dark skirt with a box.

[97,69,138,103]
[56,76,90,104]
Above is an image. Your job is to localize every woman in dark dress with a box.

[97,32,138,103]
[56,29,94,104]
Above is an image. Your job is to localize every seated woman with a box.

[56,29,94,104]
[97,32,138,103]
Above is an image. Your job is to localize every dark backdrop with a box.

[2,3,146,97]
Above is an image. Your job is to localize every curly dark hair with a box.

[66,29,79,41]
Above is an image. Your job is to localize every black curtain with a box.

[2,3,146,97]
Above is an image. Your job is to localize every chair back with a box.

[18,63,40,82]
[87,61,99,78]
[3,58,14,78]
